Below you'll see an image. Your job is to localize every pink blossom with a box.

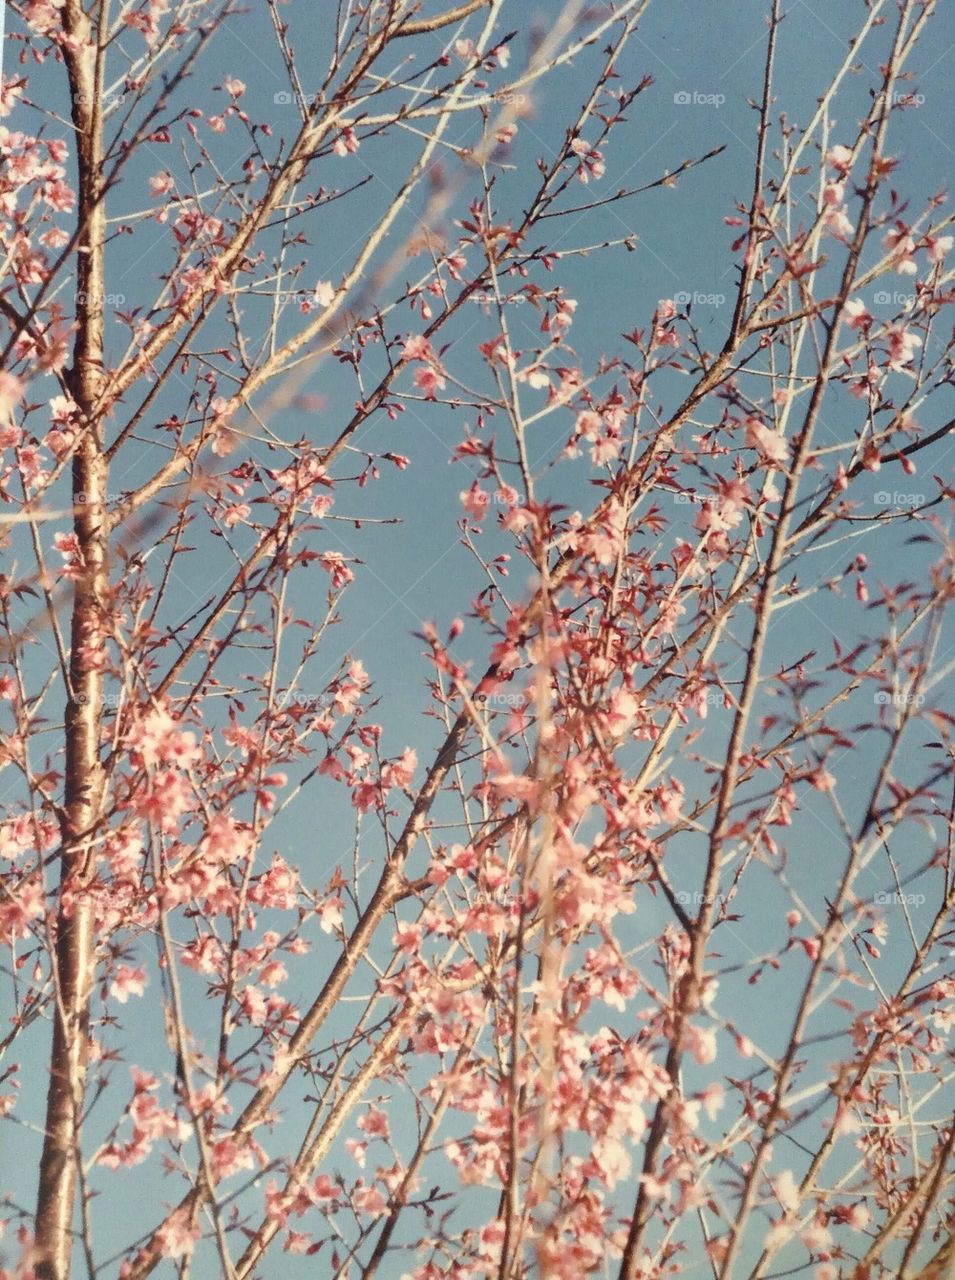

[773,1169,801,1215]
[23,0,65,37]
[130,1066,158,1094]
[800,936,821,960]
[382,747,416,790]
[925,234,953,264]
[238,985,268,1026]
[843,297,872,329]
[0,372,23,425]
[313,280,336,307]
[569,138,605,183]
[132,768,193,833]
[353,1182,387,1216]
[460,483,489,521]
[148,171,174,198]
[413,365,446,399]
[209,1135,254,1182]
[122,0,170,46]
[110,965,147,1004]
[43,179,73,212]
[53,531,82,561]
[521,364,550,389]
[41,227,71,250]
[154,1208,199,1261]
[682,1024,717,1065]
[221,503,250,528]
[546,296,577,338]
[318,551,355,589]
[181,935,224,975]
[0,422,22,450]
[249,855,298,910]
[0,875,44,941]
[393,922,421,954]
[883,225,917,275]
[317,895,344,934]
[402,334,433,362]
[700,1083,724,1119]
[124,704,200,769]
[822,206,853,239]
[345,1137,367,1167]
[198,814,253,865]
[333,127,359,157]
[49,393,77,424]
[826,144,853,173]
[0,76,25,119]
[885,324,921,371]
[352,780,380,812]
[357,1107,390,1140]
[582,499,627,565]
[745,418,789,465]
[653,321,680,350]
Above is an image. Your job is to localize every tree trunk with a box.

[33,3,108,1275]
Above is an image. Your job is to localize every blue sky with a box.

[2,0,954,1275]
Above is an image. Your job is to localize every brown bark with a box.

[33,3,109,1276]
[909,1236,955,1280]
[393,0,490,37]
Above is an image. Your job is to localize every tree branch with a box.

[392,0,490,37]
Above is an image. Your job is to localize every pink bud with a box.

[734,1033,754,1058]
[800,937,821,961]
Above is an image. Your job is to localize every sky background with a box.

[2,0,954,1275]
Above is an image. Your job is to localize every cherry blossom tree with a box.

[0,0,953,1278]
